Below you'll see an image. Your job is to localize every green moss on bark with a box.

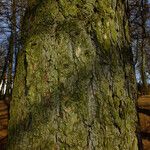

[8,0,138,150]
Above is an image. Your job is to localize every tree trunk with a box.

[8,0,138,149]
[140,0,148,94]
[5,0,17,95]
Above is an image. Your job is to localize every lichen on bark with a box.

[8,0,138,150]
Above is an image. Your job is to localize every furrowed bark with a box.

[8,0,138,149]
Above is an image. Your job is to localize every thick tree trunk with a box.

[8,0,138,149]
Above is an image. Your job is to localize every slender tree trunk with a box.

[139,0,148,94]
[8,1,138,149]
[6,0,17,95]
[140,43,148,94]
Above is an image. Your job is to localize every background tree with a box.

[0,45,6,81]
[8,0,138,149]
[0,0,11,95]
[0,0,26,96]
[129,0,150,94]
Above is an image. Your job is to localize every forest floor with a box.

[0,99,8,150]
[138,95,150,150]
[0,96,149,150]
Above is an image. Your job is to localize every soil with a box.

[0,100,8,150]
[138,95,150,150]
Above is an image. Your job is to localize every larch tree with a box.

[8,0,139,149]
